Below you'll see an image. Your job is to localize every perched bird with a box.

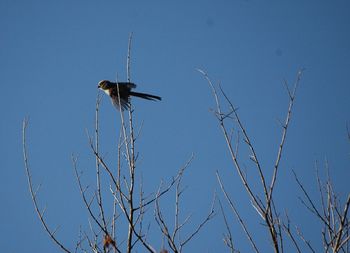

[98,80,161,110]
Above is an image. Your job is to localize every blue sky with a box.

[1,0,350,252]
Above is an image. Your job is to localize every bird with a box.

[98,80,161,110]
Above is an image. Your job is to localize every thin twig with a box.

[282,213,301,253]
[216,171,260,253]
[22,118,71,253]
[268,69,303,208]
[197,68,265,217]
[293,170,334,234]
[334,194,350,252]
[72,157,109,235]
[94,93,108,233]
[155,156,214,253]
[218,197,236,253]
[180,193,216,250]
[127,32,133,83]
[295,226,316,253]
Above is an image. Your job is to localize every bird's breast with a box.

[100,88,111,96]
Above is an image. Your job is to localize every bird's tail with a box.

[129,91,162,101]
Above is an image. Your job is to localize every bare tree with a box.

[22,32,349,253]
[199,68,349,253]
[22,35,213,253]
[198,68,303,252]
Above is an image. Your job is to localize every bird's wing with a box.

[116,82,136,89]
[110,93,129,110]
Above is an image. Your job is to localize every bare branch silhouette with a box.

[199,68,304,253]
[154,156,215,253]
[294,166,350,253]
[218,197,236,253]
[216,171,260,253]
[22,118,71,253]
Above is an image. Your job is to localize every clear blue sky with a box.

[1,0,349,252]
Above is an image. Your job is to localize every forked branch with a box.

[154,156,215,253]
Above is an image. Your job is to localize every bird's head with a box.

[98,80,109,90]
